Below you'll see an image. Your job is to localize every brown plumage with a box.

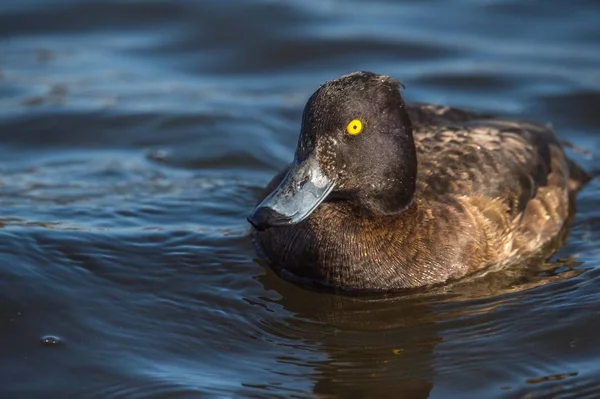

[248,71,589,292]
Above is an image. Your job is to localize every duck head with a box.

[248,71,417,231]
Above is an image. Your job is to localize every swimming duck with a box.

[247,71,588,292]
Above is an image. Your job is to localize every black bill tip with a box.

[247,207,293,231]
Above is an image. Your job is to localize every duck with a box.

[247,71,589,292]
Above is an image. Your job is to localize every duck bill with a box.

[248,155,335,231]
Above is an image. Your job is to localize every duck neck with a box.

[360,121,418,216]
[363,158,417,216]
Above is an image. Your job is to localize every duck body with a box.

[248,72,588,292]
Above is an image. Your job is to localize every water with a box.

[1,0,600,397]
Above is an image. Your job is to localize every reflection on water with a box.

[255,255,589,398]
[1,0,600,398]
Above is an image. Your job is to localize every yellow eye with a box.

[346,119,363,135]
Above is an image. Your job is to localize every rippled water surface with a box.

[2,0,600,398]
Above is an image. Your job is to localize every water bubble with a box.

[40,335,62,347]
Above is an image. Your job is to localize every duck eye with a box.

[345,119,363,135]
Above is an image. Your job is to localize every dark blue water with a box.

[1,0,600,398]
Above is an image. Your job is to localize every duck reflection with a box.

[255,245,583,399]
[307,295,438,399]
[258,267,440,399]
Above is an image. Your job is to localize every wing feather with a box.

[407,103,566,217]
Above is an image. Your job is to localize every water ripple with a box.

[1,0,600,398]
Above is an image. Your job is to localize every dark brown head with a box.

[248,71,417,231]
